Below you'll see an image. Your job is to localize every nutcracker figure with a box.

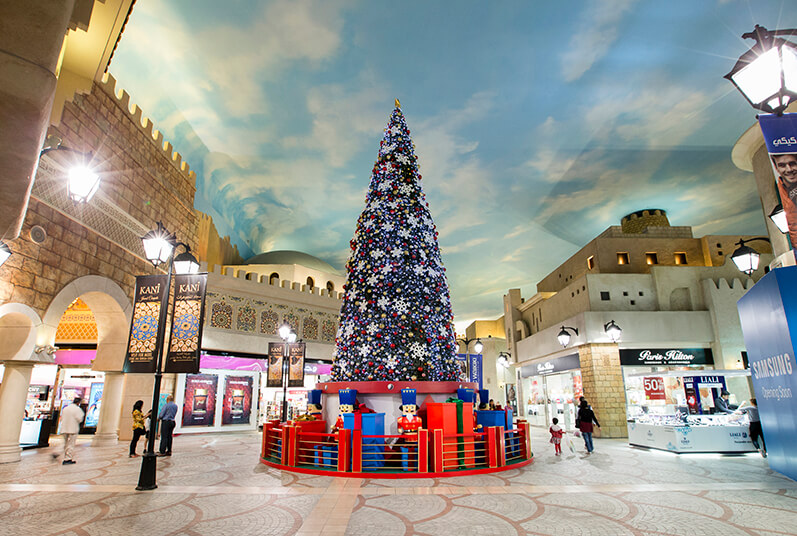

[397,388,422,441]
[332,388,357,432]
[307,389,323,420]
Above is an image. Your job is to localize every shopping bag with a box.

[573,429,581,438]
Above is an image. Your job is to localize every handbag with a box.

[575,417,581,428]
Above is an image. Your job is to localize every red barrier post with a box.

[497,426,506,466]
[287,426,298,467]
[351,429,362,473]
[521,421,532,459]
[280,426,290,466]
[487,427,498,468]
[262,423,269,459]
[338,428,350,472]
[432,429,444,473]
[417,429,428,473]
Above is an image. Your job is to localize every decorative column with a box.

[0,361,35,463]
[578,344,627,438]
[92,371,124,446]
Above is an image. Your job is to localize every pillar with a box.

[578,343,627,438]
[0,361,35,463]
[0,0,79,239]
[92,371,124,446]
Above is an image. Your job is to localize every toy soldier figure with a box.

[307,389,323,420]
[332,389,357,432]
[397,388,421,441]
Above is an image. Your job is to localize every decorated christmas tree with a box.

[331,101,460,382]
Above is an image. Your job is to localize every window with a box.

[587,256,595,270]
[306,276,315,288]
[630,300,636,306]
[582,285,586,291]
[269,272,280,285]
[623,291,628,296]
[617,252,629,265]
[600,291,610,301]
[674,252,687,265]
[716,243,722,248]
[571,292,575,297]
[639,291,644,296]
[646,252,658,265]
[718,250,723,256]
[326,281,335,293]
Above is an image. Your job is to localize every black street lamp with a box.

[604,320,622,343]
[768,204,789,234]
[730,236,771,276]
[277,324,297,422]
[556,326,579,348]
[136,222,199,491]
[725,25,797,116]
[456,336,484,382]
[40,134,100,204]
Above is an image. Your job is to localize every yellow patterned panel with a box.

[55,298,98,343]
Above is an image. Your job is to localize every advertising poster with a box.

[469,354,483,389]
[288,343,305,388]
[683,377,700,414]
[221,375,254,425]
[181,373,218,427]
[758,113,797,246]
[267,343,285,388]
[124,275,168,373]
[84,382,104,428]
[644,377,666,401]
[165,274,208,374]
[455,354,467,380]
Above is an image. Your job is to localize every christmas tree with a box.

[331,100,460,382]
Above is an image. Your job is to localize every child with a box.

[549,417,564,456]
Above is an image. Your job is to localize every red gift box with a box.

[426,402,475,469]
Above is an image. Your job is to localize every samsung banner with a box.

[758,113,797,247]
[737,267,797,481]
[123,275,168,373]
[164,274,208,373]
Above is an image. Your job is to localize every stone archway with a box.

[42,275,133,446]
[0,303,41,361]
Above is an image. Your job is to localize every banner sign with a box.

[181,373,218,427]
[288,343,306,387]
[758,113,797,246]
[619,348,713,366]
[221,375,253,425]
[738,267,797,481]
[643,377,666,401]
[469,353,483,390]
[124,275,168,373]
[267,343,285,388]
[165,274,208,373]
[520,353,580,377]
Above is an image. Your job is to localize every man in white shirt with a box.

[59,397,85,465]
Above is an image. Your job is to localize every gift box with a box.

[476,409,514,430]
[291,419,327,434]
[314,444,336,466]
[344,413,385,468]
[427,401,475,468]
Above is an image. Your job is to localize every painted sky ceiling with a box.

[110,0,795,331]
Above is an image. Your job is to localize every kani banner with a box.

[758,113,797,247]
[164,274,208,374]
[287,342,306,388]
[619,348,713,366]
[267,343,285,388]
[123,275,168,373]
[738,266,797,481]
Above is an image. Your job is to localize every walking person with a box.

[158,394,178,456]
[577,399,600,455]
[549,417,565,456]
[59,397,84,465]
[129,400,150,458]
[739,398,767,458]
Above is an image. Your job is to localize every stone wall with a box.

[578,343,627,438]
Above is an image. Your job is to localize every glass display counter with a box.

[628,412,757,453]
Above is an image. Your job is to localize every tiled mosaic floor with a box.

[0,428,794,535]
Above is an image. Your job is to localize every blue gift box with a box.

[343,413,385,440]
[314,444,337,466]
[476,409,514,430]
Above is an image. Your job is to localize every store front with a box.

[519,354,582,429]
[174,352,332,434]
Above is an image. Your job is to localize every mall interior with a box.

[1,2,796,535]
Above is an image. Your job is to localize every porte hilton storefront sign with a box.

[520,353,580,377]
[619,348,713,366]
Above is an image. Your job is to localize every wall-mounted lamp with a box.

[768,204,789,234]
[557,326,578,348]
[40,134,100,204]
[0,241,11,268]
[730,236,771,275]
[497,351,511,368]
[34,344,58,356]
[604,320,622,343]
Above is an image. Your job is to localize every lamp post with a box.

[730,236,772,276]
[40,134,100,204]
[724,25,797,116]
[769,204,789,234]
[604,320,622,343]
[556,326,579,348]
[456,336,483,382]
[136,222,199,491]
[278,324,297,422]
